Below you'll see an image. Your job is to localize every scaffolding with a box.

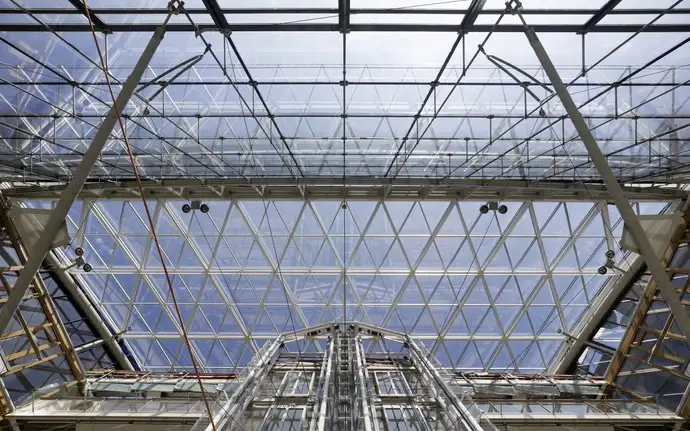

[5,322,685,431]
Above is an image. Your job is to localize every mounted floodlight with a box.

[480,202,508,215]
[182,201,209,214]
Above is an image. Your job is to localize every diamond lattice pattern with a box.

[25,199,667,373]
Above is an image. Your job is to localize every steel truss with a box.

[205,322,487,431]
[0,2,688,186]
[1,6,688,18]
[3,23,690,33]
[6,323,686,430]
[5,194,670,373]
[599,201,690,415]
[0,200,85,416]
[0,0,689,388]
[2,178,686,202]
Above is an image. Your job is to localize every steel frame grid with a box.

[0,2,689,185]
[0,202,85,413]
[598,200,690,415]
[14,195,667,374]
[0,0,689,380]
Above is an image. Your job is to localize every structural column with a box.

[203,336,284,431]
[354,336,374,431]
[406,337,483,431]
[0,25,167,335]
[310,336,334,431]
[511,2,690,346]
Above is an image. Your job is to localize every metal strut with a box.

[0,23,168,336]
[505,0,690,348]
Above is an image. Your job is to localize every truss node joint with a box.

[168,0,185,15]
[505,0,523,15]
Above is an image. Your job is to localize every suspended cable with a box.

[191,207,296,431]
[79,2,217,429]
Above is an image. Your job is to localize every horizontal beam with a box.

[6,342,57,361]
[583,0,623,32]
[2,80,688,88]
[66,0,110,33]
[1,8,688,16]
[2,178,686,202]
[2,113,686,120]
[1,23,689,33]
[0,322,52,342]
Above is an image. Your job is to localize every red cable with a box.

[80,2,218,429]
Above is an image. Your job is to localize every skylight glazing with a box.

[1,0,688,374]
[0,1,688,182]
[21,198,665,372]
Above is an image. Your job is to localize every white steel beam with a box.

[406,336,484,431]
[316,337,335,431]
[309,336,333,431]
[0,26,167,335]
[354,336,374,431]
[4,178,686,202]
[512,4,690,348]
[203,336,284,431]
[47,248,135,371]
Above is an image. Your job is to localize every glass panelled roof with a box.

[1,0,688,372]
[27,198,667,372]
[0,0,688,182]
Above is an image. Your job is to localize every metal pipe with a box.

[204,336,283,430]
[354,336,373,431]
[317,335,335,431]
[45,249,135,371]
[550,255,645,374]
[357,337,380,431]
[309,336,332,431]
[0,25,166,336]
[517,9,690,348]
[407,337,483,431]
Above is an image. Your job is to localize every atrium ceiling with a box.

[0,0,689,373]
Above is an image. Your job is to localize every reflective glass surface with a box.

[2,0,686,373]
[23,198,666,372]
